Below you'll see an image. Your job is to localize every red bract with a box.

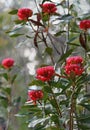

[36,66,55,82]
[2,58,14,69]
[79,20,90,31]
[65,64,84,76]
[65,56,84,76]
[28,90,43,101]
[66,56,83,65]
[41,2,57,15]
[17,8,33,21]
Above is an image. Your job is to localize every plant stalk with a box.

[48,82,62,117]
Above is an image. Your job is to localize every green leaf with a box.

[83,74,90,83]
[58,14,73,21]
[68,36,79,43]
[29,80,46,87]
[46,126,62,130]
[79,12,90,19]
[51,114,60,126]
[9,33,24,37]
[2,87,11,95]
[79,103,90,111]
[78,115,90,123]
[45,47,53,56]
[42,14,49,22]
[59,100,69,106]
[42,0,51,4]
[6,26,23,34]
[28,117,50,128]
[2,73,8,81]
[14,20,26,24]
[54,31,66,37]
[49,98,58,108]
[43,86,52,93]
[78,124,90,130]
[26,35,33,39]
[13,96,21,106]
[58,49,73,63]
[0,99,8,107]
[49,81,66,89]
[21,104,42,112]
[11,74,17,84]
[0,93,7,100]
[84,94,90,98]
[8,9,18,15]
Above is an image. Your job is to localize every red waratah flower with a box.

[36,66,55,82]
[79,20,90,31]
[17,8,33,21]
[28,90,43,102]
[1,58,14,69]
[64,56,84,76]
[41,2,57,15]
[66,56,83,65]
[65,64,84,76]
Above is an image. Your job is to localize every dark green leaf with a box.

[49,98,58,108]
[0,99,8,107]
[28,117,50,128]
[43,86,52,93]
[0,93,7,100]
[78,124,90,130]
[2,87,11,95]
[8,9,18,15]
[58,49,73,63]
[29,80,46,87]
[9,33,24,37]
[14,20,26,24]
[26,35,33,39]
[59,100,69,106]
[45,47,53,56]
[78,115,90,123]
[6,26,23,34]
[54,31,66,37]
[2,73,8,81]
[11,74,17,84]
[68,36,79,43]
[42,0,51,4]
[51,114,60,126]
[79,103,90,111]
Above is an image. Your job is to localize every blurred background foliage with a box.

[0,0,90,130]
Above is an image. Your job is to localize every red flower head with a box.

[2,58,14,69]
[66,56,83,65]
[17,8,33,21]
[41,2,57,15]
[64,56,84,77]
[36,66,55,82]
[79,20,90,31]
[28,90,43,101]
[65,64,84,76]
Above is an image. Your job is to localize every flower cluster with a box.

[28,89,43,104]
[1,58,14,69]
[36,66,55,82]
[41,2,57,15]
[17,8,33,21]
[64,56,84,77]
[17,2,57,22]
[79,20,90,31]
